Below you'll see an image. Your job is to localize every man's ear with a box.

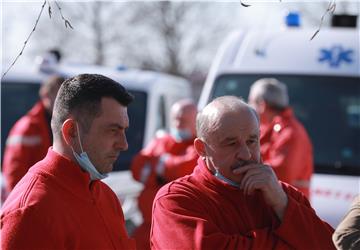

[258,99,267,114]
[62,119,76,146]
[194,138,206,157]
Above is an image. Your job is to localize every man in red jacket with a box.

[1,74,135,249]
[151,96,335,250]
[248,78,313,198]
[2,75,65,195]
[131,99,198,250]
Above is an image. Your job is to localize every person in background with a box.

[2,75,65,195]
[131,99,198,250]
[35,48,62,73]
[1,74,136,249]
[333,195,360,250]
[151,96,335,249]
[248,78,313,198]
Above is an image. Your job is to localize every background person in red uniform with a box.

[1,74,136,249]
[131,99,198,250]
[2,75,65,195]
[151,96,335,250]
[248,78,313,198]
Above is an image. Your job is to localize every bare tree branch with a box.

[2,0,47,78]
[310,0,336,40]
[2,0,74,78]
[54,1,73,29]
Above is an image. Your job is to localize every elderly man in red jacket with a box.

[1,74,135,249]
[131,99,198,250]
[151,96,335,250]
[2,75,64,196]
[248,78,313,198]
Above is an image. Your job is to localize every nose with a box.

[115,132,128,151]
[236,142,251,161]
[174,119,182,129]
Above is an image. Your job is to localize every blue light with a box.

[286,12,301,27]
[116,65,127,71]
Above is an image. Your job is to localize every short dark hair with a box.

[51,74,133,138]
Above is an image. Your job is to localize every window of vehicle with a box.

[1,81,41,160]
[156,95,167,131]
[211,74,360,176]
[111,90,147,171]
[1,81,147,172]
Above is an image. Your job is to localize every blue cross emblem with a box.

[318,45,354,68]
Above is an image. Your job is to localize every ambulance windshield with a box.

[212,74,360,176]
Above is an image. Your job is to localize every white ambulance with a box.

[1,63,192,228]
[198,14,359,227]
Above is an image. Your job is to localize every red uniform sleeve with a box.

[151,193,291,250]
[2,121,48,193]
[130,138,160,182]
[264,127,296,183]
[274,183,335,249]
[162,146,198,181]
[1,207,56,250]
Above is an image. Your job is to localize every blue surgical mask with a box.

[170,127,192,142]
[214,169,240,188]
[71,123,108,180]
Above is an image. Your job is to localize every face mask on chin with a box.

[170,127,193,142]
[71,123,108,181]
[203,142,240,188]
[214,168,240,188]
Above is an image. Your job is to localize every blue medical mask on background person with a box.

[170,127,192,142]
[71,123,108,180]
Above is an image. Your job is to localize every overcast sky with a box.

[1,1,359,73]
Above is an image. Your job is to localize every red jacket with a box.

[131,134,197,249]
[151,158,335,250]
[2,101,52,194]
[1,148,135,250]
[260,108,313,198]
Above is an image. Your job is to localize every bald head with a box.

[197,96,259,142]
[171,99,197,117]
[170,99,197,139]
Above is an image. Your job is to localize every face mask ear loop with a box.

[76,123,84,153]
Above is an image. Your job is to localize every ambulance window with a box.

[212,74,360,176]
[1,81,147,172]
[343,98,360,129]
[156,95,167,131]
[1,81,40,161]
[114,90,147,171]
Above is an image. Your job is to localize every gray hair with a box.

[249,78,289,110]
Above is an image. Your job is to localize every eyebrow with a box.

[249,134,259,140]
[220,134,258,144]
[220,137,238,144]
[107,123,128,130]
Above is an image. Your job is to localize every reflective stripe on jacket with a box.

[2,101,52,194]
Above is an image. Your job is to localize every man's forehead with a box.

[99,98,129,124]
[206,106,259,138]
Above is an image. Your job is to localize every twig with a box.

[2,0,47,79]
[310,0,336,41]
[54,1,73,29]
[48,0,52,19]
[240,0,251,7]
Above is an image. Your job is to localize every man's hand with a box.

[233,164,288,221]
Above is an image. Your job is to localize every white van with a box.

[1,63,192,226]
[198,14,359,227]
